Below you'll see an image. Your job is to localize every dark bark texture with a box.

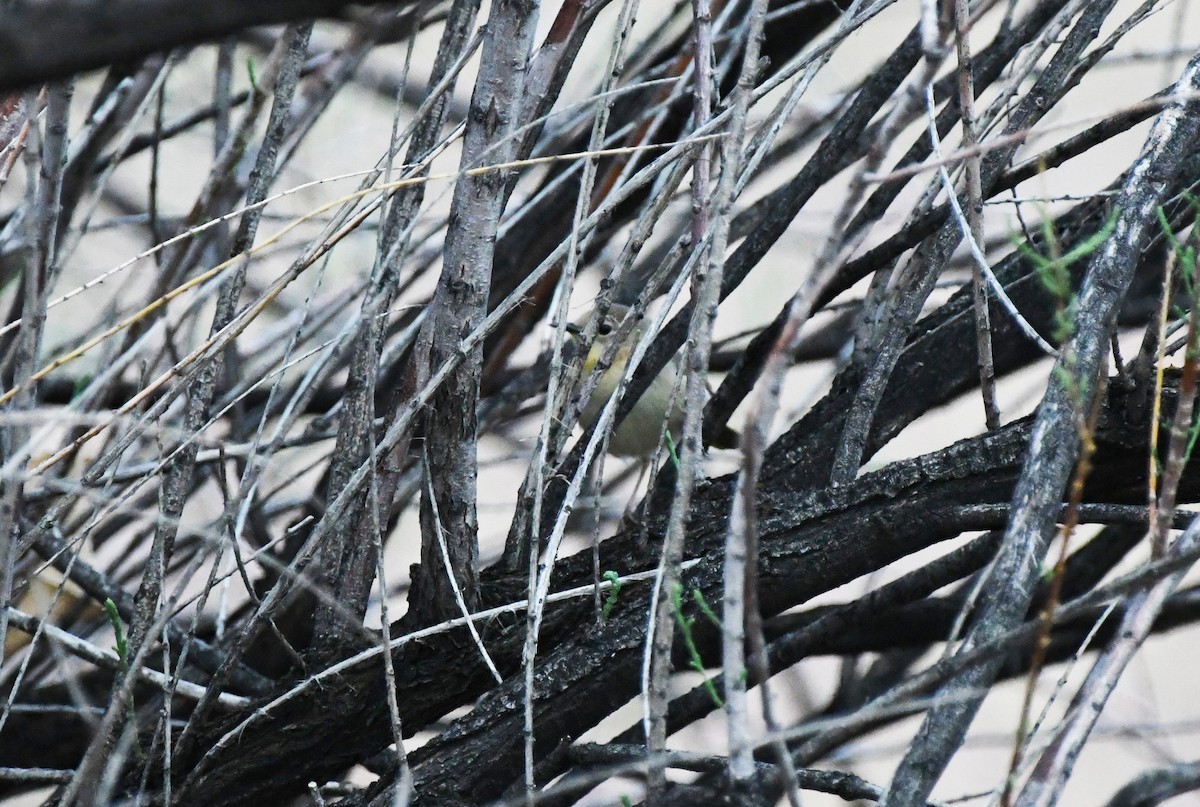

[3,2,1200,807]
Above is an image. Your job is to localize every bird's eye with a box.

[597,322,613,336]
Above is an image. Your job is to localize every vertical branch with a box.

[129,24,312,654]
[828,0,955,486]
[0,82,70,667]
[521,0,638,794]
[1145,250,1175,553]
[213,38,235,153]
[411,0,540,623]
[688,0,715,245]
[1151,278,1200,554]
[642,0,719,798]
[680,0,773,799]
[311,0,480,657]
[954,0,1000,431]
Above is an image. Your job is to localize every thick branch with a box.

[0,0,419,90]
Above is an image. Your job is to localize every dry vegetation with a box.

[2,0,1200,805]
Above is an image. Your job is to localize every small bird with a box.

[571,304,738,456]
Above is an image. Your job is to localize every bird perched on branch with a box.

[570,303,739,456]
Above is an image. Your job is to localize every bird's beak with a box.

[564,322,584,336]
